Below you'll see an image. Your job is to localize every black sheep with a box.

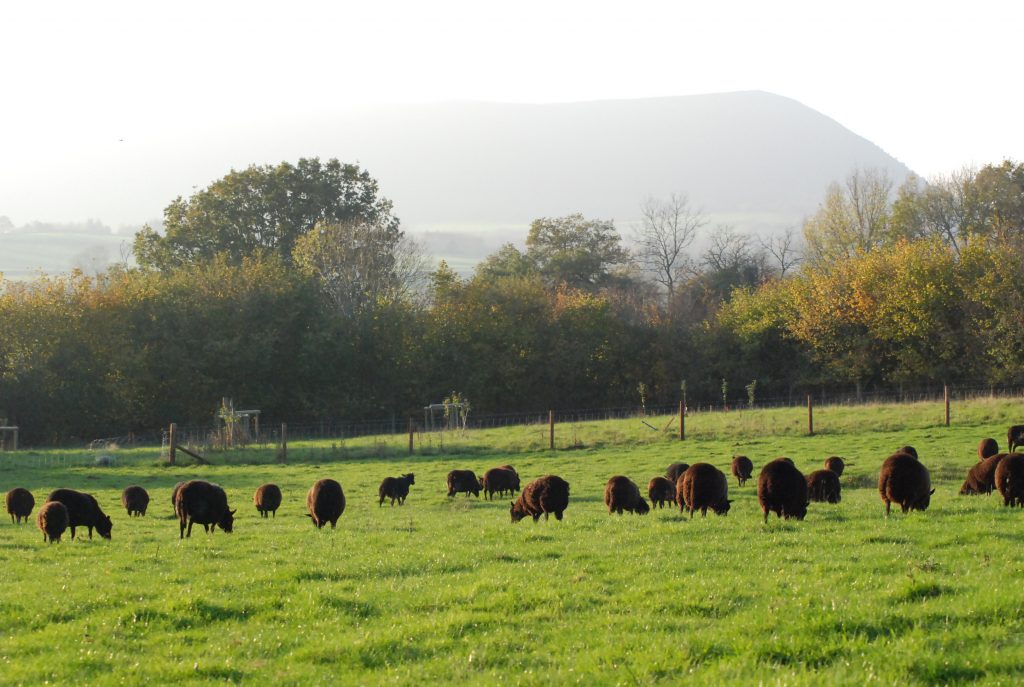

[37,501,69,544]
[678,463,731,518]
[647,477,676,509]
[878,451,933,515]
[824,456,845,476]
[806,469,841,503]
[604,476,650,515]
[253,483,283,517]
[121,485,150,517]
[481,468,519,500]
[307,478,345,528]
[995,453,1024,507]
[757,458,808,522]
[960,453,1007,495]
[1008,426,1024,454]
[978,438,999,460]
[46,488,113,540]
[447,470,480,498]
[379,474,415,506]
[5,487,34,524]
[175,480,235,538]
[511,475,569,523]
[665,463,690,483]
[731,456,753,486]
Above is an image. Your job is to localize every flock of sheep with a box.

[6,428,1024,543]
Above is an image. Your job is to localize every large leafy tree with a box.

[133,158,399,270]
[526,214,631,291]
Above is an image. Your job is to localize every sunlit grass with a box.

[1,397,1024,684]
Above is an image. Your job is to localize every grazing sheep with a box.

[960,453,1007,495]
[378,473,415,506]
[45,489,113,540]
[253,483,283,517]
[731,456,753,486]
[978,438,999,461]
[666,462,690,483]
[37,501,69,544]
[899,445,919,460]
[604,476,650,515]
[171,481,186,515]
[678,463,731,518]
[121,485,150,517]
[995,453,1024,507]
[824,456,845,476]
[175,480,235,538]
[1008,426,1024,454]
[446,470,480,498]
[878,451,933,515]
[647,476,676,509]
[5,487,34,524]
[481,468,519,500]
[806,470,842,503]
[510,475,570,523]
[757,458,808,522]
[307,478,345,528]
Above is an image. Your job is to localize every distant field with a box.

[2,398,1024,685]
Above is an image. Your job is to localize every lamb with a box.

[806,469,842,503]
[824,456,845,476]
[994,453,1024,507]
[665,462,690,483]
[1008,425,1024,453]
[878,450,933,515]
[121,485,150,517]
[446,470,480,498]
[978,438,999,460]
[510,475,569,522]
[5,487,34,524]
[37,501,69,544]
[45,488,113,540]
[647,476,676,509]
[481,467,519,500]
[175,480,235,538]
[757,458,808,522]
[253,483,283,517]
[378,473,415,506]
[960,453,1007,495]
[604,476,650,515]
[307,478,345,528]
[678,463,731,518]
[731,456,753,486]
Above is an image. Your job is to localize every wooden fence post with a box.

[408,417,415,455]
[280,423,288,463]
[549,410,555,450]
[169,423,177,464]
[944,385,950,427]
[807,395,814,436]
[679,401,685,441]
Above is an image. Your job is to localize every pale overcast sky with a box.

[1,0,1021,226]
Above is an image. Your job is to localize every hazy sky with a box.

[2,0,1021,227]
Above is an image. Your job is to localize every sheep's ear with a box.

[727,500,734,504]
[510,502,515,508]
[929,489,935,495]
[230,509,236,515]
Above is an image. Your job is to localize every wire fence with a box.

[6,383,1024,457]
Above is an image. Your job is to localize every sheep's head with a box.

[97,514,113,539]
[405,473,415,485]
[635,499,650,515]
[218,508,236,533]
[510,501,527,523]
[713,499,733,516]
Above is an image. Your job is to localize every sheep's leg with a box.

[885,501,891,517]
[555,511,563,521]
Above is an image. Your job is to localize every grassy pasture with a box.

[2,398,1024,685]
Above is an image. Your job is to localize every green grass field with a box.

[2,398,1024,685]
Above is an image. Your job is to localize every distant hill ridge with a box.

[0,91,911,277]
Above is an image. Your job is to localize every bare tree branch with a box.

[632,193,705,299]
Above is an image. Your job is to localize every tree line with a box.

[2,157,1023,444]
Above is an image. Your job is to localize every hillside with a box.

[0,91,912,277]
